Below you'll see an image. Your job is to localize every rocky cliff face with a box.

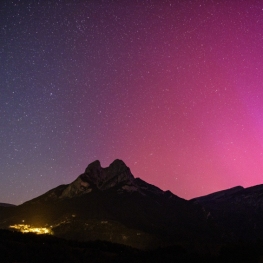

[84,159,134,188]
[60,159,137,199]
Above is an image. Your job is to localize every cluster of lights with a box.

[9,224,52,235]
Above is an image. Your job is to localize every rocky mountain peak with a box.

[58,159,136,199]
[84,159,129,177]
[108,159,128,172]
[27,159,167,204]
[82,159,134,189]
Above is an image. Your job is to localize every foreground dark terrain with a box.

[2,229,263,263]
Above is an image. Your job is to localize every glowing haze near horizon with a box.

[1,0,263,205]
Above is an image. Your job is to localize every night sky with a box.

[1,0,263,205]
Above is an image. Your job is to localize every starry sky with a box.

[1,0,263,205]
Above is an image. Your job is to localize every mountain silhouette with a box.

[0,159,218,249]
[192,184,263,241]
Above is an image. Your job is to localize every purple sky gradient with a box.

[1,0,263,204]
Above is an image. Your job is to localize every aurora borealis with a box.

[1,0,263,204]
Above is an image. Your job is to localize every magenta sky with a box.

[1,0,263,204]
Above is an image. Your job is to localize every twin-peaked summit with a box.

[27,159,163,204]
[83,159,135,191]
[84,159,133,185]
[59,159,138,199]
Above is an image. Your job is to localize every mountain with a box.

[2,159,263,254]
[192,185,263,241]
[0,159,218,249]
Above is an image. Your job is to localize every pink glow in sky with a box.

[2,0,263,204]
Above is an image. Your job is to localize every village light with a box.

[9,224,52,235]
